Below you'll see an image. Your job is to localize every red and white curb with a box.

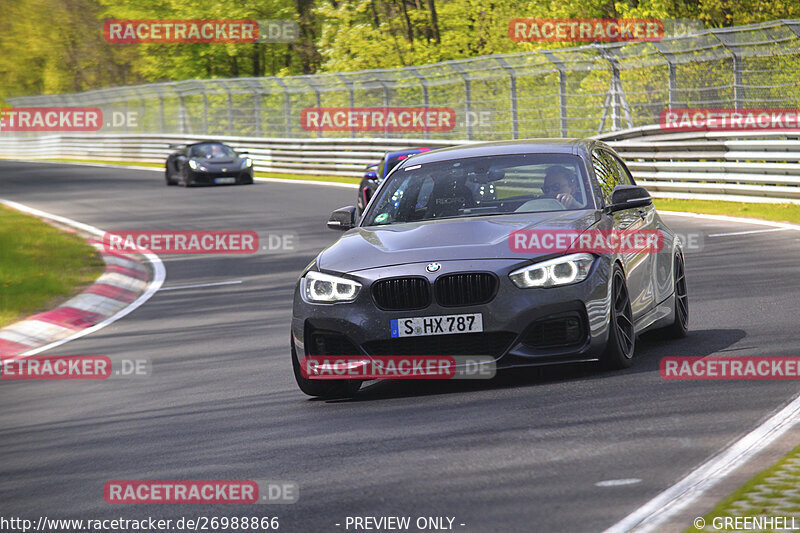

[0,199,165,363]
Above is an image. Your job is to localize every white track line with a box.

[708,227,792,237]
[159,280,242,291]
[605,210,800,533]
[0,199,165,363]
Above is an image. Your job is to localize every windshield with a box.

[362,153,592,226]
[189,143,237,159]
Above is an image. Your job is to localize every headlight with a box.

[509,253,595,288]
[304,271,361,303]
[241,158,253,168]
[188,159,198,170]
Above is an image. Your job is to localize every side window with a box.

[591,149,619,205]
[609,153,635,186]
[377,158,387,180]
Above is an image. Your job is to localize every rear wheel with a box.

[664,253,689,338]
[601,265,635,369]
[291,338,361,399]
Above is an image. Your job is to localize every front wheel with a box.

[291,338,361,399]
[601,265,635,369]
[165,169,177,186]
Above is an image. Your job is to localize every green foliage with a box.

[1,0,800,100]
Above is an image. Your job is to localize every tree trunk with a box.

[425,0,440,43]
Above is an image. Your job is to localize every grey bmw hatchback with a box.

[291,139,688,398]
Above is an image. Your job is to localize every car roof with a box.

[397,138,599,167]
[385,147,429,159]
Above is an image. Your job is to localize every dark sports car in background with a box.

[291,139,688,398]
[357,147,430,212]
[165,141,254,186]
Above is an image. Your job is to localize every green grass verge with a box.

[254,172,359,185]
[0,205,105,328]
[653,198,800,225]
[685,443,800,532]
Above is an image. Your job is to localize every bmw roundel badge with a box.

[426,262,441,273]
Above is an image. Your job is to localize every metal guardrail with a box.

[598,127,800,203]
[4,19,800,140]
[1,129,799,203]
[0,134,469,177]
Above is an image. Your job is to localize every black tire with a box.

[181,168,192,187]
[291,338,361,399]
[165,169,177,186]
[664,253,689,338]
[601,264,636,369]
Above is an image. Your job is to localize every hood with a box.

[318,210,599,273]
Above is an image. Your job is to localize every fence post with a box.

[596,46,633,133]
[713,32,743,109]
[215,80,234,136]
[409,67,431,140]
[273,77,291,137]
[449,62,472,140]
[304,76,323,138]
[543,51,568,137]
[336,73,356,137]
[494,57,519,139]
[250,79,262,137]
[653,41,678,110]
[154,85,167,133]
[202,86,209,134]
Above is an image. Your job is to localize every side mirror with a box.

[237,150,249,155]
[606,185,652,213]
[327,206,357,231]
[364,170,378,179]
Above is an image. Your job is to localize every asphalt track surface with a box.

[2,160,800,533]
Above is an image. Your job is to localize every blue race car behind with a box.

[357,147,430,212]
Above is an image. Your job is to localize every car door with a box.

[592,148,655,321]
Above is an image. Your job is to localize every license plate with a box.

[390,313,483,338]
[214,177,236,184]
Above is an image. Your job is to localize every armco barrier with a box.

[0,134,466,177]
[597,126,800,203]
[2,129,800,203]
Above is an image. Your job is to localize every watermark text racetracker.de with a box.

[0,107,138,131]
[102,231,298,255]
[0,356,150,380]
[660,108,800,132]
[301,107,456,132]
[104,480,298,504]
[509,18,663,42]
[103,19,299,43]
[661,357,800,380]
[508,229,703,254]
[300,355,496,380]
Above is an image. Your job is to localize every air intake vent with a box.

[522,314,587,348]
[372,277,431,310]
[434,273,497,307]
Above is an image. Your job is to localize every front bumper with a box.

[187,169,253,185]
[291,257,614,371]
